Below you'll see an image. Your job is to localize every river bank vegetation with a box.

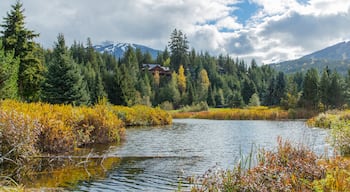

[308,110,350,155]
[172,106,315,120]
[190,138,350,192]
[0,99,171,188]
[187,111,350,191]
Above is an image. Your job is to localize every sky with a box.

[0,0,350,64]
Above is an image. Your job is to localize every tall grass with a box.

[171,106,311,120]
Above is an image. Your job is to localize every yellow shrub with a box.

[111,105,172,126]
[0,110,41,165]
[173,107,290,120]
[74,105,125,146]
[0,100,126,154]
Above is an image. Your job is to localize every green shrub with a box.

[329,120,350,155]
[159,101,174,111]
[179,102,209,113]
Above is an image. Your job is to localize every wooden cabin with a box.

[142,64,171,77]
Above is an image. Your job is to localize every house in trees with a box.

[142,64,171,77]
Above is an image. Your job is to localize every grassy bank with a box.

[172,106,315,120]
[190,138,350,192]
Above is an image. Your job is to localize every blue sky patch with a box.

[233,1,261,25]
[296,0,310,6]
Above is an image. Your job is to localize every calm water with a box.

[76,119,330,192]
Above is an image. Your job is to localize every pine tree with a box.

[301,68,319,110]
[241,77,257,105]
[119,64,137,106]
[319,67,331,110]
[274,72,286,105]
[42,34,88,105]
[168,29,189,71]
[329,71,344,108]
[0,40,19,99]
[1,1,44,101]
[83,38,106,104]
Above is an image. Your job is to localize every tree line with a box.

[1,2,350,111]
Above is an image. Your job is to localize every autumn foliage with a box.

[191,139,327,192]
[111,105,172,126]
[0,100,171,162]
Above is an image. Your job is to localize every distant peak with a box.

[93,41,161,59]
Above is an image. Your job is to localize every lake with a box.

[75,119,331,192]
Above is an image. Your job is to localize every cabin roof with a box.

[142,64,170,71]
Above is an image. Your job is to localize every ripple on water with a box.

[76,119,331,191]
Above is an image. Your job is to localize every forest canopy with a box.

[1,1,350,111]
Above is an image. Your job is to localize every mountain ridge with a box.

[270,41,350,74]
[93,41,162,59]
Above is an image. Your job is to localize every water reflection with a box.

[76,119,330,191]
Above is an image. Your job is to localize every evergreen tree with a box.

[159,72,180,107]
[0,40,19,99]
[119,64,137,106]
[265,76,276,106]
[227,91,244,108]
[329,71,344,108]
[83,38,106,104]
[241,77,257,105]
[168,29,189,71]
[319,67,331,110]
[42,34,88,105]
[300,68,319,110]
[207,85,216,107]
[281,76,301,109]
[1,1,44,101]
[274,72,287,105]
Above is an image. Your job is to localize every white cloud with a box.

[0,0,349,64]
[216,17,243,30]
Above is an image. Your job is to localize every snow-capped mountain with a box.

[94,41,161,59]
